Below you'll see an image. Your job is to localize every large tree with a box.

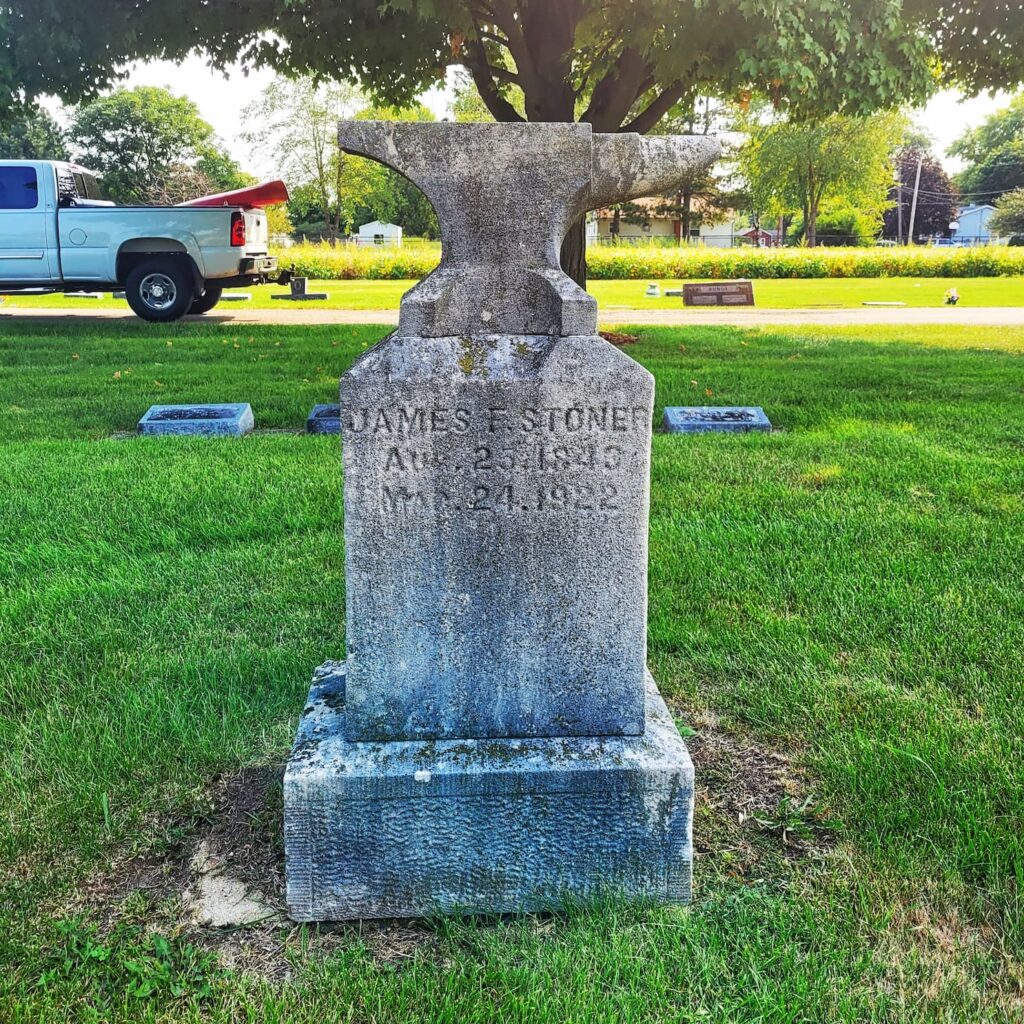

[4,2,1024,278]
[70,86,245,204]
[950,93,1024,203]
[883,146,961,242]
[740,112,902,247]
[989,188,1024,241]
[0,103,68,160]
[241,79,364,245]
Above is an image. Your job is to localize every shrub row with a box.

[274,241,1024,281]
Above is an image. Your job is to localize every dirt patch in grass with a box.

[599,330,639,346]
[57,716,835,980]
[60,763,439,981]
[684,708,841,878]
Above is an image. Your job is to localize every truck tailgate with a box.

[244,208,269,255]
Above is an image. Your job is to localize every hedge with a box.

[273,241,1024,281]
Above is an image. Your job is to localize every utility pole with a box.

[906,154,924,246]
[897,180,904,245]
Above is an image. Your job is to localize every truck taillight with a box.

[230,211,246,247]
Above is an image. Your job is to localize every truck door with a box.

[0,163,58,282]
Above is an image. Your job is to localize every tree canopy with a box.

[989,188,1024,240]
[0,102,67,160]
[950,93,1024,202]
[71,86,245,204]
[4,1,1023,126]
[739,112,903,247]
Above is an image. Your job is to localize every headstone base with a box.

[285,662,693,921]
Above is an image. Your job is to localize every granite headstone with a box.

[285,121,721,920]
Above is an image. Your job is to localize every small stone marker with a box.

[664,288,683,297]
[67,291,103,299]
[285,121,722,921]
[137,403,254,437]
[272,277,328,302]
[306,403,341,434]
[112,290,126,299]
[222,292,252,302]
[683,280,755,306]
[645,283,661,297]
[664,406,771,434]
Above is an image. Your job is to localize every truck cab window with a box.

[0,167,39,210]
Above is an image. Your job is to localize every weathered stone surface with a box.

[306,403,341,435]
[339,122,720,338]
[285,662,693,921]
[664,406,771,434]
[341,332,653,742]
[137,403,253,437]
[283,120,718,920]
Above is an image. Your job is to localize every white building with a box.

[356,220,403,246]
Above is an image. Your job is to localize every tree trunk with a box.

[681,191,693,243]
[807,205,817,248]
[560,217,587,289]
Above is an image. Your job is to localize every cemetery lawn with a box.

[1,320,1023,1022]
[2,274,1024,312]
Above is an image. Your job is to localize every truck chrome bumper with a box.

[240,256,278,276]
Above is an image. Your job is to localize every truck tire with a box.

[124,259,196,322]
[189,284,223,315]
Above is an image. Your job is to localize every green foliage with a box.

[950,93,1024,200]
[4,1,1024,131]
[989,188,1024,240]
[35,920,220,1007]
[241,78,363,243]
[70,87,243,204]
[269,240,1024,281]
[0,103,68,160]
[739,112,903,247]
[788,204,881,247]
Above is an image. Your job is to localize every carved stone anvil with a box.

[339,121,721,337]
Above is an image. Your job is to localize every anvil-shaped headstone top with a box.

[339,121,721,337]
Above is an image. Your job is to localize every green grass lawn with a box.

[4,275,1024,312]
[1,321,1023,1021]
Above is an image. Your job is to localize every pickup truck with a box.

[0,160,284,321]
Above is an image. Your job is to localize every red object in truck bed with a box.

[178,180,290,209]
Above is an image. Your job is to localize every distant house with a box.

[951,204,997,244]
[592,197,737,245]
[737,227,778,247]
[356,220,403,246]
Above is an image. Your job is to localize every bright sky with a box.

[48,55,1011,177]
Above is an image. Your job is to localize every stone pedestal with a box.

[285,663,693,921]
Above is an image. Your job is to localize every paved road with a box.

[4,305,1024,327]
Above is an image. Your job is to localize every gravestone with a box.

[138,403,253,437]
[664,406,771,434]
[285,121,721,921]
[306,403,341,435]
[272,276,328,302]
[683,280,754,306]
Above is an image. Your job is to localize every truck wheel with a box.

[124,259,195,322]
[189,284,223,315]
